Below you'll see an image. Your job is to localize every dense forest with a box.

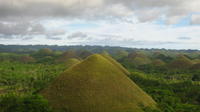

[0,45,200,112]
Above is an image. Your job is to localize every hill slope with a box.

[41,54,156,112]
[64,58,81,68]
[168,55,193,69]
[56,50,79,63]
[101,53,130,75]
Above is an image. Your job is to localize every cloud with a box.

[67,32,89,39]
[0,21,66,39]
[46,36,62,40]
[0,0,104,19]
[106,0,200,23]
[48,30,66,36]
[0,22,28,37]
[177,37,192,40]
[0,22,45,39]
[45,30,66,40]
[30,24,45,34]
[191,14,200,24]
[0,0,199,23]
[71,37,182,49]
[0,0,199,49]
[1,21,200,49]
[98,34,122,39]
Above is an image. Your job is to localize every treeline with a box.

[0,44,199,54]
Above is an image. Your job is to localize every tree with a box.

[0,94,52,112]
[192,74,200,81]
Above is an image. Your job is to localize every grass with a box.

[101,53,130,75]
[41,54,156,112]
[64,58,81,68]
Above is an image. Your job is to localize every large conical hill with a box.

[41,54,156,112]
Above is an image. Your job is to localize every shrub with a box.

[0,94,52,112]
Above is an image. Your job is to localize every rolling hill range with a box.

[41,54,157,112]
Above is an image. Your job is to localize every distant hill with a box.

[76,50,93,59]
[127,52,151,66]
[151,59,165,66]
[64,58,81,68]
[41,54,156,112]
[55,50,79,63]
[1,44,199,54]
[168,55,193,69]
[18,55,35,63]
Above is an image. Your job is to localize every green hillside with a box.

[127,52,151,66]
[151,59,165,66]
[77,50,93,59]
[64,58,81,68]
[168,55,193,69]
[41,54,156,112]
[55,50,79,63]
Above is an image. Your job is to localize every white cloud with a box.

[0,0,199,23]
[0,22,45,39]
[0,0,200,49]
[67,32,89,39]
[177,37,191,40]
[0,21,66,39]
[191,14,200,24]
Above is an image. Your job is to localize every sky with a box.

[0,0,200,49]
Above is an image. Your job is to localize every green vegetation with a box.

[0,61,66,94]
[55,50,79,63]
[0,94,52,112]
[0,46,200,112]
[77,50,93,59]
[128,72,200,112]
[64,58,81,68]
